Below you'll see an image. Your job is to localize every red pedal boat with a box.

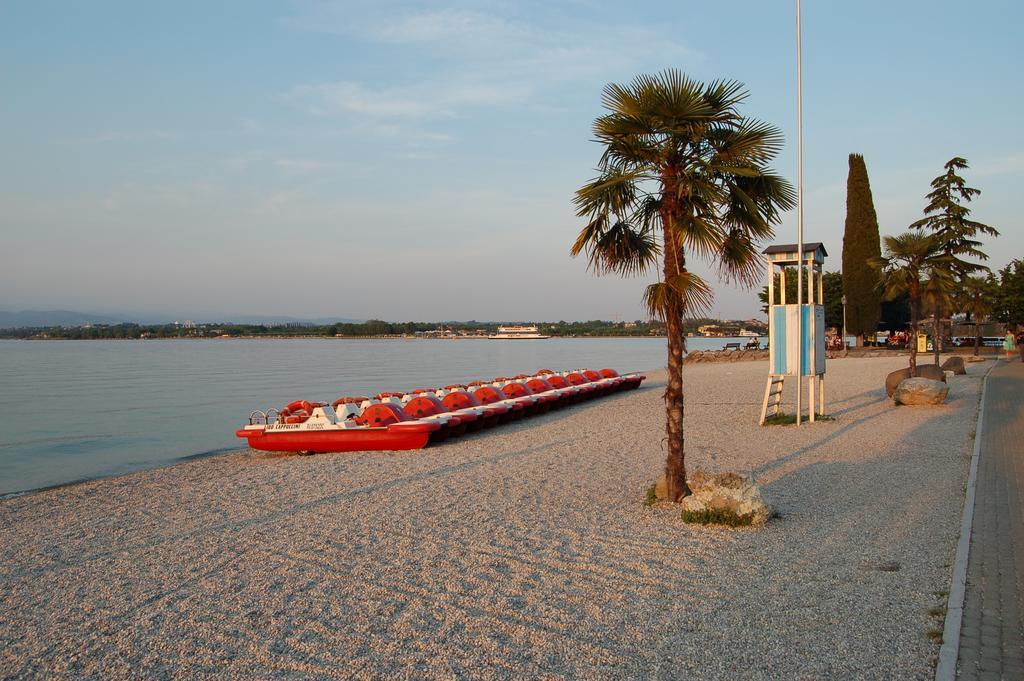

[236,367,644,453]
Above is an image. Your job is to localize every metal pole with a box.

[842,295,847,349]
[795,0,804,426]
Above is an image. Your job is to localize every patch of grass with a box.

[681,508,755,527]
[762,412,835,426]
[928,606,946,619]
[926,628,943,644]
[934,590,949,598]
[644,484,658,506]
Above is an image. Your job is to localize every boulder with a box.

[941,356,967,375]
[893,377,949,405]
[885,364,946,398]
[679,469,771,525]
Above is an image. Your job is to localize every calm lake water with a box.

[0,335,762,495]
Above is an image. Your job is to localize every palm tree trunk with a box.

[661,188,688,503]
[663,293,687,501]
[932,305,941,366]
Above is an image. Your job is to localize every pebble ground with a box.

[0,357,982,679]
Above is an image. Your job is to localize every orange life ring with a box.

[332,396,369,409]
[285,399,313,414]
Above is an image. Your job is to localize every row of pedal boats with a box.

[236,367,645,452]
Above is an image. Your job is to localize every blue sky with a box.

[1,1,1020,322]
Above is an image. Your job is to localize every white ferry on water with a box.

[487,325,550,340]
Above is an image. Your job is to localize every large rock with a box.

[893,377,949,405]
[679,470,771,525]
[941,356,967,375]
[885,364,946,398]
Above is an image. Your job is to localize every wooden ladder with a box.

[760,375,786,425]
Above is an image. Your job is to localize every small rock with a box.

[893,377,949,405]
[654,474,669,501]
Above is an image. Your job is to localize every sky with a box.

[1,0,1021,323]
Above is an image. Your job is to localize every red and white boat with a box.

[236,368,644,453]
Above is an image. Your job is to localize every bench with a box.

[723,342,742,351]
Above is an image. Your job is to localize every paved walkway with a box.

[958,360,1024,680]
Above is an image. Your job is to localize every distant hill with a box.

[0,310,132,329]
[210,315,365,326]
[0,310,366,329]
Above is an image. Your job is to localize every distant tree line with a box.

[0,316,780,340]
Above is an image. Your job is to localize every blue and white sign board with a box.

[770,304,826,376]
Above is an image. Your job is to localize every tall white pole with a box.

[795,0,805,426]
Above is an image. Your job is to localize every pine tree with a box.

[842,154,882,346]
[909,157,998,364]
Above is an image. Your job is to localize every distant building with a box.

[697,324,728,337]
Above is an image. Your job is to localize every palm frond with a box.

[571,213,658,277]
[573,169,642,218]
[709,119,785,165]
[643,271,715,319]
[674,212,727,261]
[716,231,763,288]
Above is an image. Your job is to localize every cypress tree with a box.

[842,153,882,345]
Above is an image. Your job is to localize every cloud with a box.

[286,81,437,118]
[273,158,342,175]
[282,4,697,129]
[260,189,303,213]
[72,130,180,144]
[366,8,525,45]
[285,79,533,119]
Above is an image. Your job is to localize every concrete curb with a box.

[935,359,998,680]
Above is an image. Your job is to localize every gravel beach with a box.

[0,356,984,679]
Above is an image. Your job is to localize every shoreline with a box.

[0,445,239,501]
[0,353,989,499]
[3,334,675,341]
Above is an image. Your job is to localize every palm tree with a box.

[956,275,995,355]
[571,71,795,502]
[870,232,943,377]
